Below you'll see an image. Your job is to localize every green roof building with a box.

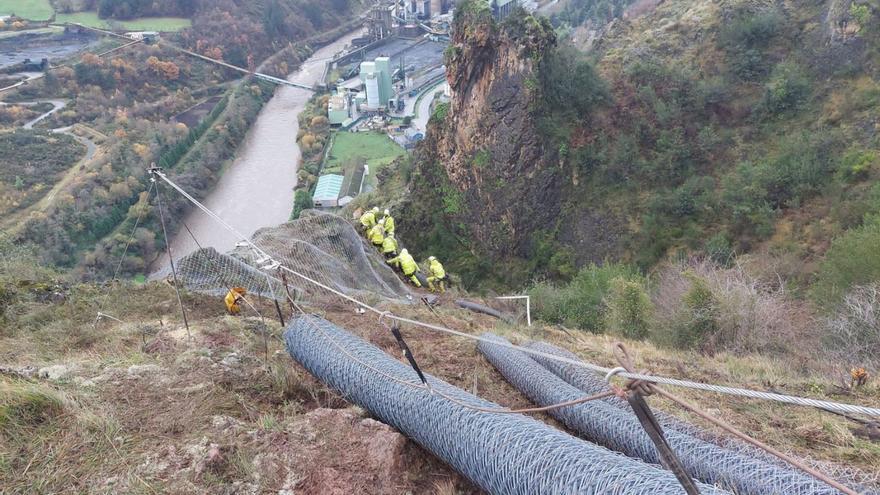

[312,174,344,208]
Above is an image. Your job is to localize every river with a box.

[158,30,363,270]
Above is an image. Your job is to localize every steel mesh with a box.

[283,315,731,495]
[524,341,880,495]
[478,333,843,495]
[167,210,412,302]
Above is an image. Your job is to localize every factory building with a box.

[327,92,349,126]
[359,56,393,110]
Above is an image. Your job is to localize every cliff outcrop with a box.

[404,5,561,272]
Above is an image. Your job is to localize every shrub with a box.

[651,259,812,355]
[529,263,641,332]
[676,273,719,349]
[813,214,880,306]
[539,44,608,117]
[850,2,871,25]
[837,148,876,183]
[704,233,734,266]
[717,8,783,80]
[762,62,811,115]
[290,189,314,220]
[823,283,880,371]
[604,276,654,339]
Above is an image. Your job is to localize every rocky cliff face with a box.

[406,8,561,265]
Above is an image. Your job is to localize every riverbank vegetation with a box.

[291,93,330,219]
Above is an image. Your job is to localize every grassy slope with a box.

[0,0,52,19]
[0,273,877,490]
[324,131,406,187]
[55,11,192,31]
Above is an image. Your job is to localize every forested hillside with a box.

[6,0,362,279]
[394,0,880,369]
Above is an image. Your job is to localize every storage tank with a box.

[365,75,380,108]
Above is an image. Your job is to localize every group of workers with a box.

[359,206,446,292]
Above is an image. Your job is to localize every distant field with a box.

[55,11,191,31]
[323,131,406,188]
[0,0,53,19]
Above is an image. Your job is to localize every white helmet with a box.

[384,208,390,216]
[372,206,379,213]
[428,256,436,261]
[401,249,408,255]
[378,218,385,225]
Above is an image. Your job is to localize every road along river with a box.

[156,30,363,272]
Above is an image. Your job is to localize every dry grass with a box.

[651,258,820,359]
[1,274,878,492]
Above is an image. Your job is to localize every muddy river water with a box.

[156,31,362,271]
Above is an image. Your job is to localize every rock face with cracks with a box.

[408,6,561,259]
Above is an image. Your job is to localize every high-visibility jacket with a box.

[224,287,247,314]
[428,259,445,279]
[390,252,419,275]
[360,211,377,229]
[368,224,385,245]
[383,215,395,235]
[382,236,398,255]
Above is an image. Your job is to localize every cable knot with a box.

[612,342,656,397]
[378,310,393,328]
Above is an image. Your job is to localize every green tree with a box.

[762,62,811,115]
[604,276,654,339]
[677,273,719,348]
[813,214,880,307]
[291,189,314,220]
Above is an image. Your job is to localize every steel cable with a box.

[284,315,731,495]
[478,333,845,495]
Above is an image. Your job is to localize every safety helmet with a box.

[379,218,385,225]
[384,209,390,216]
[372,206,379,213]
[428,256,436,261]
[401,249,408,255]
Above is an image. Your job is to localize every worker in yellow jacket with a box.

[387,249,421,287]
[360,207,379,233]
[381,232,398,259]
[368,222,385,247]
[382,209,395,236]
[426,256,446,293]
[224,287,247,315]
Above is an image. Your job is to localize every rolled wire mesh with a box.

[524,341,779,452]
[284,315,731,495]
[478,333,843,495]
[524,341,880,494]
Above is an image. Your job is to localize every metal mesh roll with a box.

[478,333,842,495]
[283,315,731,495]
